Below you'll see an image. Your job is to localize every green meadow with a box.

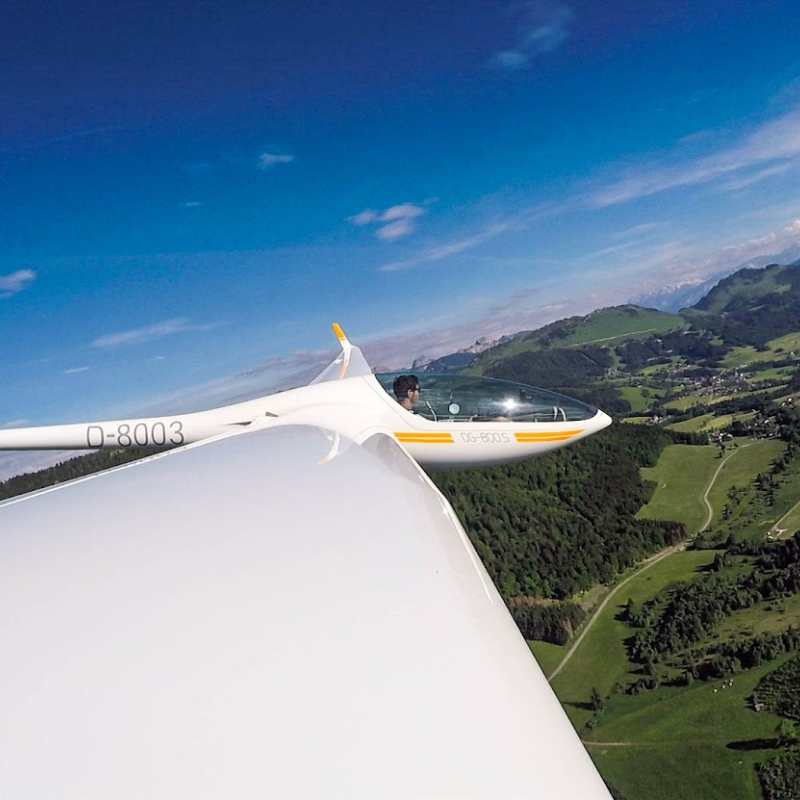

[550,549,716,725]
[549,435,800,799]
[636,444,720,535]
[560,307,685,347]
[666,412,757,434]
[616,385,658,413]
[550,544,790,800]
[723,332,800,367]
[586,656,789,800]
[705,440,785,535]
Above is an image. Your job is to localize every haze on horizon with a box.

[3,0,800,445]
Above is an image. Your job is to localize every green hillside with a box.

[686,263,800,348]
[457,263,800,422]
[471,304,685,369]
[692,264,799,315]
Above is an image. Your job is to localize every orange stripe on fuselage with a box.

[515,430,583,443]
[395,432,454,444]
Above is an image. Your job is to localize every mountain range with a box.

[415,255,800,378]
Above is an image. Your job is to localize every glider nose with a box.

[595,409,613,432]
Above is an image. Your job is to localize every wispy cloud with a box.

[0,269,35,298]
[718,219,800,261]
[380,219,517,271]
[585,108,800,208]
[239,349,331,378]
[63,366,90,374]
[609,222,664,241]
[490,1,574,70]
[715,163,795,193]
[1,419,28,429]
[91,318,217,348]
[348,202,427,241]
[181,201,202,208]
[382,107,800,274]
[258,152,295,169]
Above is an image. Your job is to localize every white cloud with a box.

[716,163,795,193]
[181,201,202,208]
[348,201,427,241]
[0,269,36,298]
[91,318,217,348]
[381,204,426,223]
[490,1,574,70]
[347,209,379,226]
[1,419,28,429]
[240,349,331,378]
[63,366,90,374]
[380,219,514,271]
[585,108,800,208]
[376,219,416,241]
[373,107,800,274]
[258,152,294,169]
[609,222,663,241]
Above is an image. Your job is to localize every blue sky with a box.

[3,0,800,435]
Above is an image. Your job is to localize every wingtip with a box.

[332,323,347,342]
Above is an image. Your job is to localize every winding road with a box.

[547,442,748,682]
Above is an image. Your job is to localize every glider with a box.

[0,326,613,798]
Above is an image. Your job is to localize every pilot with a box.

[392,374,421,412]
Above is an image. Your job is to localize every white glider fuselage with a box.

[0,373,611,469]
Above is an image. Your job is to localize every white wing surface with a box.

[0,425,611,799]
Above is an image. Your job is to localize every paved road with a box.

[547,442,748,682]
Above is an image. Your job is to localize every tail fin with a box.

[310,324,373,384]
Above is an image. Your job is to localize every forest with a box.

[0,447,159,501]
[623,532,800,688]
[432,424,687,642]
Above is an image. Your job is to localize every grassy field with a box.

[746,366,795,382]
[775,487,800,538]
[665,413,714,432]
[559,307,685,347]
[705,440,785,537]
[548,540,791,800]
[723,332,800,367]
[664,394,708,411]
[528,639,565,677]
[636,444,720,535]
[715,593,800,640]
[666,412,757,433]
[665,388,779,412]
[761,463,800,539]
[586,656,790,800]
[617,385,654,413]
[469,307,686,369]
[549,435,800,799]
[550,549,716,726]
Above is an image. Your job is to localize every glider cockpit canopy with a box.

[375,372,597,423]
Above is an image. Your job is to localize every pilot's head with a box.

[393,374,420,411]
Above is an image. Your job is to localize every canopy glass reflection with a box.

[375,373,597,423]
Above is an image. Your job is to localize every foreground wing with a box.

[0,425,611,799]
